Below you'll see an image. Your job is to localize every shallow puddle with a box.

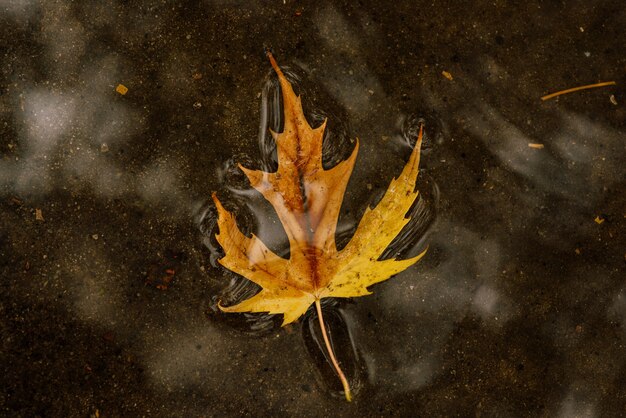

[1,1,624,416]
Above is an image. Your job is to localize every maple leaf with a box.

[212,53,427,401]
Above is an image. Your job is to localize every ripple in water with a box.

[197,61,440,394]
[301,300,367,399]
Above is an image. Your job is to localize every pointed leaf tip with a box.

[417,123,424,148]
[211,192,224,210]
[211,191,219,205]
[267,51,284,78]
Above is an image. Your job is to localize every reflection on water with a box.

[2,0,624,415]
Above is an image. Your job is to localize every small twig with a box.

[315,299,352,401]
[541,81,616,101]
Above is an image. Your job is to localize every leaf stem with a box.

[314,299,352,402]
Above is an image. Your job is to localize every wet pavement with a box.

[1,1,625,417]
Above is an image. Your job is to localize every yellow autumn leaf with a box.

[212,53,427,400]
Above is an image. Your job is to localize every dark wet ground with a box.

[1,1,625,417]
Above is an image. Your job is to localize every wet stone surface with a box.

[1,1,625,417]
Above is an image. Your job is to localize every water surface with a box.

[1,1,624,416]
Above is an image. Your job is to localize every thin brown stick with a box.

[541,81,616,101]
[315,299,352,401]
